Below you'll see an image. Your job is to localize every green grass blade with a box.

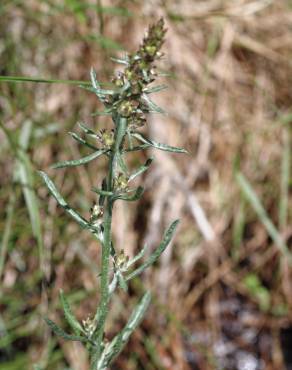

[0,193,16,281]
[86,34,125,51]
[17,123,43,260]
[236,172,292,264]
[279,127,290,230]
[0,75,91,86]
[0,120,44,273]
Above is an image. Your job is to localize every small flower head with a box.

[113,173,129,192]
[82,317,95,337]
[112,72,125,88]
[115,249,129,270]
[128,112,147,130]
[90,204,104,227]
[97,129,115,149]
[117,100,139,117]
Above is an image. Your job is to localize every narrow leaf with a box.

[132,132,187,154]
[69,131,99,151]
[44,317,87,343]
[114,186,144,202]
[144,84,168,94]
[142,93,166,114]
[129,157,153,182]
[38,171,94,231]
[60,289,84,335]
[90,68,107,105]
[99,292,151,369]
[81,85,116,96]
[127,245,147,268]
[123,144,152,153]
[117,272,128,292]
[126,220,179,281]
[78,121,96,136]
[90,67,101,90]
[92,187,114,197]
[110,56,129,65]
[121,292,151,340]
[51,149,107,169]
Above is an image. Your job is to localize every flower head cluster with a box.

[107,18,167,129]
[113,18,166,89]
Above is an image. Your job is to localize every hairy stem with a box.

[91,116,127,369]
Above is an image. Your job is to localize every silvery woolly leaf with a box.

[77,121,96,136]
[44,317,88,343]
[142,93,166,114]
[114,186,144,202]
[127,245,147,267]
[144,84,168,94]
[132,132,187,154]
[51,149,107,169]
[38,171,95,231]
[123,144,151,153]
[97,292,151,369]
[90,67,101,90]
[110,56,129,65]
[81,85,116,97]
[117,272,128,292]
[69,131,99,151]
[129,157,153,182]
[92,187,114,197]
[126,220,179,281]
[59,289,84,335]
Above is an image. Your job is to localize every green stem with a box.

[91,117,127,369]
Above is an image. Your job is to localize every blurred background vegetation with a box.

[1,1,292,369]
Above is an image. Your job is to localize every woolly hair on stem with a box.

[39,18,187,370]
